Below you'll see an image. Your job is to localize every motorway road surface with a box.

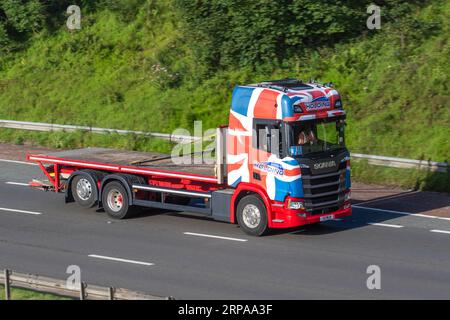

[0,159,449,299]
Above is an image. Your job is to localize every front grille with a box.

[310,206,339,215]
[302,161,346,214]
[309,174,341,186]
[310,184,340,195]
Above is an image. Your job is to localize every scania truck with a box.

[27,79,351,236]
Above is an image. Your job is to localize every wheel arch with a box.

[65,169,106,204]
[230,183,273,228]
[99,173,146,207]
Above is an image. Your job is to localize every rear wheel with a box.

[71,175,97,208]
[236,195,269,236]
[102,181,134,219]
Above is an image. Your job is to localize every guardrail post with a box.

[0,268,169,300]
[4,269,11,300]
[109,287,115,300]
[79,282,86,300]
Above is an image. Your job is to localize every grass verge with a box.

[0,128,174,154]
[0,285,70,300]
[351,160,450,193]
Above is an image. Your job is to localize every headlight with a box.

[287,199,305,210]
[345,191,351,201]
[335,99,343,109]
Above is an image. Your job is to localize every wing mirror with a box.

[290,146,303,156]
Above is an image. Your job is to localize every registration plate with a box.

[320,214,334,222]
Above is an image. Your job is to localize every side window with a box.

[254,122,282,156]
[255,124,270,152]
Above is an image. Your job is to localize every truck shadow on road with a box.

[124,207,406,237]
[277,202,449,237]
[270,215,404,236]
[268,218,373,236]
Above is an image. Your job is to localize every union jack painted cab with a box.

[225,79,351,235]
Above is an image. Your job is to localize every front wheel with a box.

[236,195,269,236]
[102,181,135,219]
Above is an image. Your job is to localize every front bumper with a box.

[270,205,352,229]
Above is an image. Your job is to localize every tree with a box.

[0,0,44,38]
[174,0,428,72]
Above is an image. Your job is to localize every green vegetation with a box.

[0,284,70,300]
[351,160,449,193]
[0,0,448,189]
[0,128,174,153]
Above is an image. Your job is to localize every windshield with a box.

[288,118,346,156]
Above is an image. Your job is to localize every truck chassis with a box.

[27,145,351,236]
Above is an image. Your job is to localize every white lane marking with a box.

[368,222,404,228]
[0,207,42,215]
[184,232,248,242]
[354,205,414,215]
[0,158,37,166]
[353,205,450,221]
[410,214,450,221]
[430,229,450,235]
[5,182,29,186]
[88,254,154,266]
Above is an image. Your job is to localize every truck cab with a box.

[226,79,351,234]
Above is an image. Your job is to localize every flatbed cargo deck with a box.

[27,146,233,222]
[28,147,218,184]
[31,147,216,177]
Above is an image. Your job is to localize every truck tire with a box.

[236,194,269,236]
[71,174,98,208]
[102,181,134,219]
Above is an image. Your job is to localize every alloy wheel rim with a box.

[107,189,124,212]
[76,178,92,201]
[242,204,261,229]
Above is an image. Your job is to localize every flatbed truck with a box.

[27,79,352,236]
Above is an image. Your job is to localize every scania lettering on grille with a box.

[314,161,336,170]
